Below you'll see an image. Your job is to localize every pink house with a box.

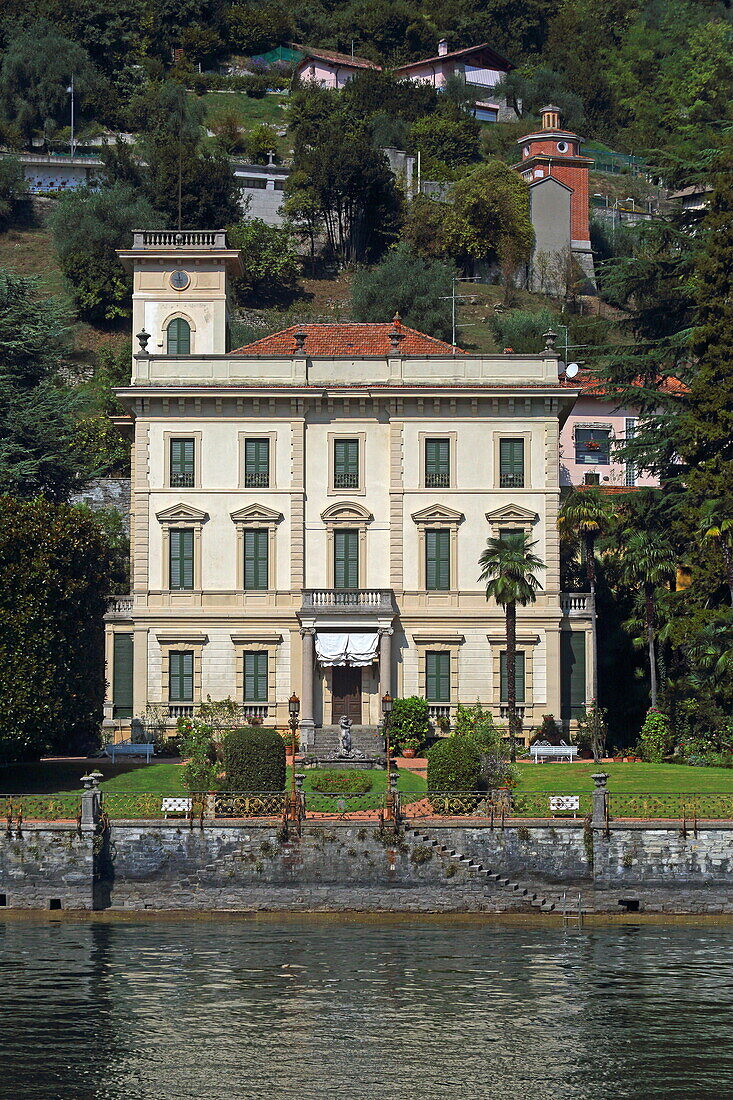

[394,40,515,121]
[559,375,686,489]
[293,44,381,89]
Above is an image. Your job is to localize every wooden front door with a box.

[331,666,362,724]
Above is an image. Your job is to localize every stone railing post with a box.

[295,773,306,819]
[80,772,103,825]
[591,772,609,828]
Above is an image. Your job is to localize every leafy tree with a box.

[0,496,114,761]
[443,161,534,301]
[244,124,280,164]
[0,270,98,501]
[495,64,585,131]
[0,155,29,229]
[479,533,545,761]
[49,183,164,323]
[698,500,733,607]
[341,68,438,122]
[491,308,556,353]
[227,219,300,305]
[209,108,246,153]
[618,532,677,708]
[636,707,672,763]
[351,244,454,342]
[402,194,448,259]
[0,20,101,146]
[558,489,616,704]
[409,112,480,169]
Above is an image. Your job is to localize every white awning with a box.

[315,632,379,667]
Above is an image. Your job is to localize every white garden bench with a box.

[104,740,155,763]
[530,740,578,763]
[549,795,581,817]
[162,797,193,818]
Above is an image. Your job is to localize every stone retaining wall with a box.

[2,820,733,913]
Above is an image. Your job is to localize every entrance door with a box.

[331,666,362,724]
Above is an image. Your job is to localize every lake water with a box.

[0,916,731,1100]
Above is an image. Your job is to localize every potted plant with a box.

[401,737,421,759]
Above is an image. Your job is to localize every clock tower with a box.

[117,230,243,363]
[513,106,595,289]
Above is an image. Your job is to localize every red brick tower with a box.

[513,106,595,289]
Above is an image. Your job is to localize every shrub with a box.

[351,244,454,342]
[177,716,218,793]
[491,308,556,354]
[222,726,285,791]
[389,696,430,751]
[427,736,481,793]
[310,770,373,793]
[531,714,562,745]
[637,707,673,763]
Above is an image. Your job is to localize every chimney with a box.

[438,38,449,56]
[389,312,404,352]
[541,105,561,131]
[293,329,307,352]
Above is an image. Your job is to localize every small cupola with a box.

[438,38,449,56]
[541,105,562,131]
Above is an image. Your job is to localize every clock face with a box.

[169,269,190,291]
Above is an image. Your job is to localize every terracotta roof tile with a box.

[394,43,512,73]
[562,370,688,397]
[230,320,463,357]
[294,44,381,71]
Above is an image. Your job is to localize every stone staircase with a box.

[406,827,584,914]
[311,725,386,765]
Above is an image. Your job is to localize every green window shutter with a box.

[334,530,358,589]
[334,439,359,488]
[244,652,268,702]
[169,651,193,702]
[561,632,586,721]
[167,318,191,355]
[244,438,270,487]
[112,633,133,719]
[500,652,526,703]
[426,651,450,702]
[170,528,194,590]
[170,438,195,486]
[426,529,450,591]
[244,529,268,590]
[425,439,450,486]
[499,439,524,487]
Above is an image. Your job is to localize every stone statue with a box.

[339,714,352,756]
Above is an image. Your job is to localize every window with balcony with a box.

[170,438,195,488]
[425,438,450,488]
[169,651,193,703]
[334,529,359,589]
[499,439,525,488]
[333,439,359,490]
[575,428,611,465]
[244,438,270,488]
[167,317,191,354]
[426,529,450,591]
[244,529,269,591]
[500,652,526,703]
[426,651,450,703]
[244,651,268,703]
[170,528,194,590]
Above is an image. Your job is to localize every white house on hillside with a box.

[104,230,592,745]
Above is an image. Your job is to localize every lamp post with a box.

[288,692,300,821]
[382,692,394,820]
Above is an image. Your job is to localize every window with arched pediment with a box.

[166,317,191,354]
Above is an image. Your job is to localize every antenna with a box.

[565,362,580,379]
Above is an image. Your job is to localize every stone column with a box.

[300,628,315,750]
[379,628,393,699]
[592,772,609,828]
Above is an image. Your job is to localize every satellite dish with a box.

[565,362,580,379]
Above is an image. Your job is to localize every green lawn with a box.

[514,761,733,793]
[0,760,186,796]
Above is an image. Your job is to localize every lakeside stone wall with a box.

[2,820,733,913]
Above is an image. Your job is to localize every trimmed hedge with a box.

[222,726,285,791]
[310,770,373,794]
[427,736,481,793]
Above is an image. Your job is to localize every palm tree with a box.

[619,532,677,707]
[479,533,545,762]
[558,489,616,703]
[698,499,733,606]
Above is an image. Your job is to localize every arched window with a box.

[167,317,191,354]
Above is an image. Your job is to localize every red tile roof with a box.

[230,319,463,357]
[562,370,688,397]
[394,43,512,73]
[294,44,381,71]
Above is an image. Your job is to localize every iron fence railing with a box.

[302,791,386,817]
[608,793,733,821]
[0,794,82,822]
[100,791,288,821]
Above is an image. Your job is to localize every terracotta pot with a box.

[402,748,417,758]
